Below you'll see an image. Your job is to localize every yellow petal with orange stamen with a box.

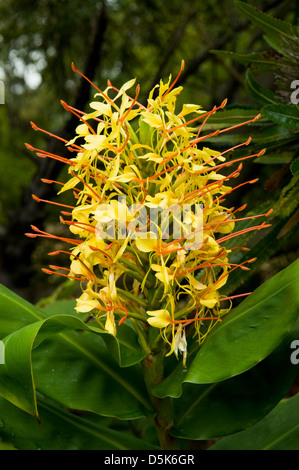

[135,233,158,252]
[199,289,219,308]
[147,309,172,328]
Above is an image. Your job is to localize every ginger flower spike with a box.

[26,61,272,365]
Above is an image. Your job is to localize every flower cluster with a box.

[26,62,271,365]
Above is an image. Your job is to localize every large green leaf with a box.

[245,69,277,105]
[0,395,158,450]
[209,393,299,450]
[202,106,265,130]
[153,259,299,397]
[31,327,151,420]
[235,1,298,43]
[186,259,299,384]
[41,298,146,368]
[210,49,281,71]
[201,122,294,152]
[0,284,152,420]
[263,104,299,132]
[170,320,299,440]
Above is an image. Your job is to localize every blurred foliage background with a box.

[0,0,298,303]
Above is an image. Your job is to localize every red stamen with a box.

[32,194,75,209]
[89,245,113,262]
[70,170,102,202]
[107,80,147,111]
[118,85,141,123]
[42,267,89,282]
[217,223,271,244]
[220,292,251,302]
[205,209,273,231]
[160,60,185,103]
[49,249,96,280]
[30,121,83,153]
[59,217,96,234]
[26,225,82,246]
[71,62,116,108]
[60,100,96,136]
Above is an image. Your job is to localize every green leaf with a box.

[263,34,294,58]
[153,260,299,397]
[32,328,151,420]
[0,284,152,419]
[170,320,299,440]
[0,283,47,337]
[210,49,280,70]
[209,393,299,450]
[254,151,294,164]
[263,104,299,131]
[223,178,299,294]
[185,259,299,384]
[202,123,294,152]
[202,106,264,130]
[41,298,146,368]
[245,69,277,105]
[235,1,298,43]
[0,395,158,450]
[139,116,153,148]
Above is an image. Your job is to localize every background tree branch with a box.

[0,3,108,292]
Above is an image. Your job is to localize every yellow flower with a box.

[147,309,172,328]
[27,61,271,365]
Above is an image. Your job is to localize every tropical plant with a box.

[0,51,298,450]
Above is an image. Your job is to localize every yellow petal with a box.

[75,292,100,313]
[199,289,219,308]
[147,309,172,328]
[105,312,116,336]
[135,234,158,252]
[83,134,107,150]
[141,113,163,128]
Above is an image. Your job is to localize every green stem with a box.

[142,351,178,450]
[125,269,152,288]
[119,256,145,276]
[131,319,151,355]
[150,283,165,309]
[116,287,148,309]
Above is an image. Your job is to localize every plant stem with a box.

[116,287,148,309]
[142,351,179,450]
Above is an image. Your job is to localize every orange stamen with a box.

[32,194,75,209]
[220,292,251,302]
[118,85,141,123]
[30,121,83,152]
[71,62,116,108]
[60,100,96,136]
[42,267,89,282]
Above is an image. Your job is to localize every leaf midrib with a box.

[174,383,217,427]
[38,399,149,450]
[0,289,152,412]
